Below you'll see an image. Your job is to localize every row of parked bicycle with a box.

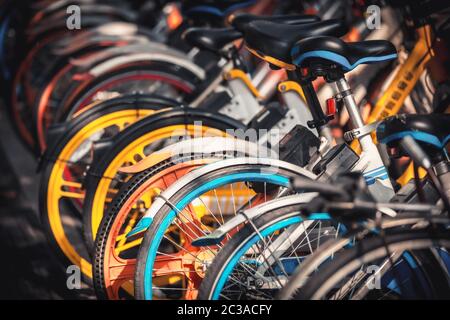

[1,0,450,300]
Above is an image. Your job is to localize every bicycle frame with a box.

[282,71,395,202]
[350,25,434,186]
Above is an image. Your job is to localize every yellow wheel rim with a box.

[90,125,228,242]
[47,109,156,278]
[48,118,227,278]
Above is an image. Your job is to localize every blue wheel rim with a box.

[142,172,291,299]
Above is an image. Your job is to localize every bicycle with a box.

[198,113,450,300]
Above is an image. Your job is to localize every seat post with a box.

[334,76,371,149]
[335,76,376,152]
[334,78,361,126]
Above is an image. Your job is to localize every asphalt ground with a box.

[0,102,93,299]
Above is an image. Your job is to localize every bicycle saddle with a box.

[230,13,320,32]
[292,36,397,72]
[182,0,256,18]
[184,14,320,53]
[243,19,348,70]
[377,114,450,150]
[183,27,242,52]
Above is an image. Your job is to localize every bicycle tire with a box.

[134,158,316,299]
[295,228,450,299]
[39,94,175,281]
[82,109,244,256]
[198,197,331,300]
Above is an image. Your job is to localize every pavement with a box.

[0,102,92,300]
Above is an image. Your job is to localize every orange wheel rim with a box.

[102,159,212,299]
[103,166,268,299]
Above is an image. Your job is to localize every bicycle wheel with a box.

[39,95,173,280]
[82,109,244,258]
[134,158,317,300]
[11,10,130,149]
[198,196,337,300]
[60,66,195,118]
[10,31,63,149]
[33,36,153,150]
[278,214,450,300]
[55,54,206,123]
[295,227,450,300]
[94,156,226,300]
[93,137,274,299]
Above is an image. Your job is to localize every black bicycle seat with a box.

[377,114,450,151]
[182,0,256,18]
[184,13,321,53]
[243,19,348,69]
[183,27,242,52]
[292,36,397,72]
[230,13,320,32]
